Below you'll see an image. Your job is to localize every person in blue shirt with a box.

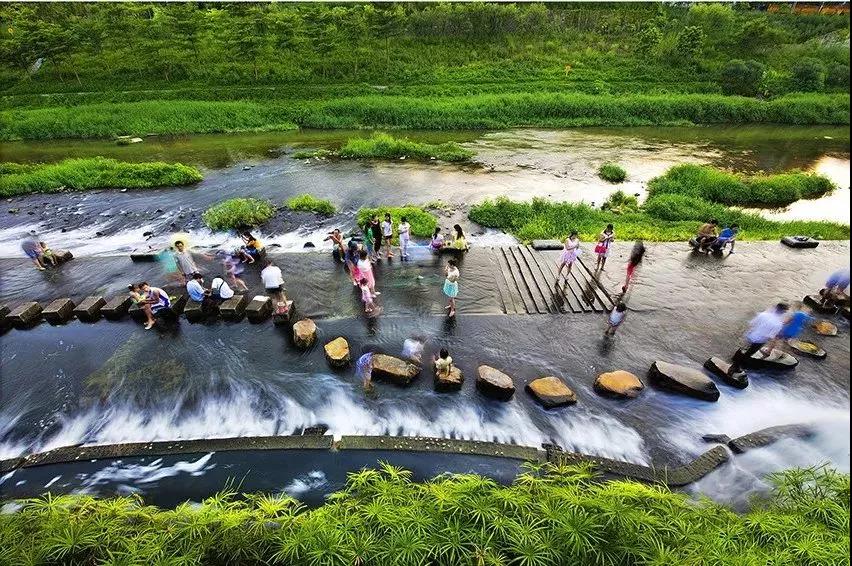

[186,272,210,306]
[715,224,739,254]
[776,302,812,348]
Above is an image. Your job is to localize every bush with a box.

[286,194,336,216]
[827,64,851,89]
[601,190,639,214]
[356,206,437,238]
[0,157,202,197]
[338,132,474,162]
[202,198,276,231]
[598,163,627,183]
[719,59,766,97]
[790,57,827,92]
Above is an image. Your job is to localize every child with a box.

[360,277,375,314]
[556,230,580,280]
[399,216,411,259]
[605,302,627,337]
[357,250,379,295]
[430,227,445,251]
[381,213,394,259]
[443,259,460,317]
[622,240,645,293]
[39,241,57,266]
[435,348,453,378]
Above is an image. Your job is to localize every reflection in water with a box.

[759,156,851,224]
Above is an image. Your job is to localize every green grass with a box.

[598,163,627,183]
[0,157,202,197]
[291,148,333,159]
[648,163,837,208]
[357,206,438,238]
[600,190,639,214]
[0,463,847,565]
[338,132,474,162]
[202,198,276,231]
[286,194,336,216]
[1,93,848,141]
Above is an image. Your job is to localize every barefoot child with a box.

[435,348,453,378]
[360,278,376,314]
[381,213,394,259]
[39,242,57,266]
[604,302,627,337]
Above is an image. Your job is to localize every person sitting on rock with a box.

[695,219,719,252]
[819,268,850,307]
[430,227,445,251]
[451,224,469,250]
[434,348,453,378]
[261,259,288,304]
[186,272,213,310]
[715,224,739,254]
[210,275,234,302]
[324,229,346,263]
[140,281,171,330]
[241,231,264,261]
[39,241,58,266]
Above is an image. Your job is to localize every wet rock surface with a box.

[8,302,43,328]
[434,365,464,392]
[648,361,720,402]
[42,298,75,325]
[733,348,798,370]
[73,296,106,322]
[594,371,644,399]
[372,354,420,386]
[293,318,317,349]
[526,376,577,408]
[703,357,748,389]
[476,365,515,401]
[324,337,350,367]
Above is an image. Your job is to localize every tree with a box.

[675,26,705,66]
[790,57,826,92]
[719,59,765,97]
[687,3,735,50]
[735,17,788,52]
[637,24,662,58]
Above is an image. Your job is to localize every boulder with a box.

[803,294,838,315]
[476,365,515,401]
[594,371,644,399]
[73,296,106,322]
[703,357,748,389]
[53,250,73,264]
[293,319,317,349]
[324,337,350,367]
[372,354,420,386]
[0,304,10,333]
[434,366,464,392]
[220,295,249,321]
[531,240,564,251]
[8,302,43,329]
[648,361,720,402]
[526,376,577,408]
[812,320,838,336]
[101,296,132,320]
[246,295,272,323]
[130,247,165,262]
[702,434,731,444]
[42,298,76,325]
[786,339,826,359]
[733,348,798,370]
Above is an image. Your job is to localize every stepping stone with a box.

[733,348,798,370]
[702,434,731,445]
[324,337,350,368]
[130,248,165,262]
[73,296,106,322]
[184,301,208,323]
[703,357,748,389]
[0,304,10,333]
[128,303,147,322]
[8,302,43,329]
[293,319,317,348]
[42,298,76,325]
[803,294,838,315]
[787,339,826,359]
[101,296,132,320]
[372,354,420,386]
[435,366,464,392]
[53,250,73,265]
[594,370,644,399]
[246,295,272,323]
[272,301,294,325]
[166,294,187,317]
[531,240,563,251]
[526,376,576,408]
[220,295,249,321]
[476,365,515,401]
[648,361,720,402]
[812,320,838,336]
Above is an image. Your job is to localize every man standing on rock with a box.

[733,303,789,370]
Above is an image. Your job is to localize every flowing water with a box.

[1,127,849,505]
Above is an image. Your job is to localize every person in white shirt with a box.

[381,213,394,259]
[260,260,288,302]
[398,216,411,260]
[210,276,234,301]
[733,303,789,370]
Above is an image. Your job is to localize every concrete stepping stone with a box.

[372,354,420,386]
[787,339,826,359]
[128,303,147,322]
[812,320,837,336]
[74,296,106,322]
[102,296,132,320]
[43,298,76,325]
[594,370,644,399]
[220,295,249,321]
[184,301,209,323]
[703,357,748,389]
[476,365,515,401]
[8,302,43,329]
[531,240,563,251]
[293,319,317,348]
[324,337,350,368]
[272,300,294,326]
[246,295,272,323]
[733,348,798,370]
[526,376,576,408]
[165,294,188,318]
[434,365,464,392]
[648,361,720,402]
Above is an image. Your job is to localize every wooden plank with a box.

[576,257,616,308]
[489,248,513,314]
[574,262,611,312]
[532,250,584,313]
[508,247,549,314]
[519,245,566,314]
[499,248,536,314]
[566,262,599,313]
[494,248,526,314]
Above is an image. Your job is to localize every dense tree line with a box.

[0,2,848,96]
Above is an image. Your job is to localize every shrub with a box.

[0,157,202,197]
[202,198,276,230]
[286,194,336,216]
[675,26,705,64]
[356,206,437,238]
[827,64,851,89]
[338,132,474,162]
[790,57,827,92]
[598,163,627,183]
[601,190,639,214]
[720,59,766,97]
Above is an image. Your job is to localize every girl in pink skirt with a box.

[357,249,379,295]
[557,230,581,281]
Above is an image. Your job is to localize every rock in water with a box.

[526,376,576,408]
[42,298,76,325]
[703,357,748,389]
[434,366,463,392]
[594,371,644,399]
[648,361,720,402]
[787,339,826,359]
[733,348,798,370]
[812,320,838,336]
[476,365,515,401]
[8,302,43,329]
[702,434,731,444]
[293,319,317,349]
[372,354,420,386]
[324,337,350,367]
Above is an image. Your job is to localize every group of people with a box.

[21,234,58,271]
[430,224,468,252]
[694,219,739,254]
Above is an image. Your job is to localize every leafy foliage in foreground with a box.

[597,163,627,183]
[286,194,336,216]
[0,157,202,197]
[339,132,474,162]
[0,464,847,565]
[600,190,639,214]
[356,206,438,239]
[202,198,276,231]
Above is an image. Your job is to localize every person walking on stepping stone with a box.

[733,303,789,371]
[444,259,460,317]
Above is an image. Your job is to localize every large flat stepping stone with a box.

[531,240,563,251]
[160,294,187,319]
[130,248,165,262]
[293,319,317,348]
[324,337,350,368]
[728,424,814,454]
[219,295,249,321]
[246,295,272,323]
[43,298,76,325]
[594,371,644,399]
[128,302,147,322]
[101,296,132,320]
[476,365,515,401]
[803,294,838,315]
[434,366,464,392]
[733,348,798,370]
[648,361,720,402]
[812,320,838,336]
[8,302,43,329]
[372,354,420,386]
[74,296,106,322]
[703,357,748,389]
[787,339,826,359]
[526,376,576,408]
[184,300,210,323]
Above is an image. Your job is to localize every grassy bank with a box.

[1,464,847,565]
[286,194,336,216]
[649,164,836,208]
[1,92,848,141]
[0,157,202,197]
[202,198,276,231]
[357,206,437,239]
[339,132,474,162]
